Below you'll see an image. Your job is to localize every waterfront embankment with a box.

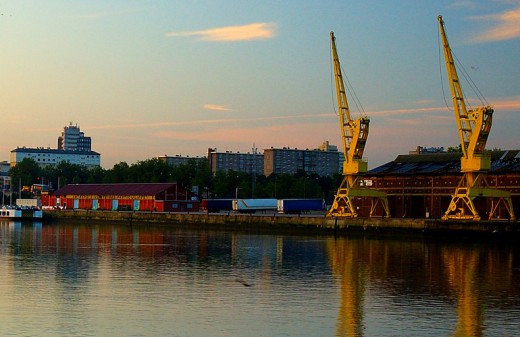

[43,210,520,237]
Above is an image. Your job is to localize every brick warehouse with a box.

[362,150,520,219]
[42,183,199,212]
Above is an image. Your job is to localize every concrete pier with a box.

[43,210,520,237]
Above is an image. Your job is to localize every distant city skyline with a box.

[1,1,518,169]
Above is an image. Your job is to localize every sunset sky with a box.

[1,1,519,168]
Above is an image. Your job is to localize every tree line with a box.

[8,158,342,201]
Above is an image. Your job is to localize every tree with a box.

[447,145,462,153]
[8,156,338,201]
[9,158,42,188]
[127,158,173,183]
[104,162,130,183]
[191,159,213,194]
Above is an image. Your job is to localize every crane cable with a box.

[453,53,489,107]
[329,39,367,119]
[437,20,489,113]
[438,28,452,112]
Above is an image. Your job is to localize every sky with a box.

[0,0,518,169]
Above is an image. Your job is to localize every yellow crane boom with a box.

[438,16,492,172]
[438,15,515,221]
[327,32,389,218]
[330,32,370,175]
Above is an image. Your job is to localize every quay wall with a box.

[43,210,520,236]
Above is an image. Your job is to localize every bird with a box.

[235,276,252,287]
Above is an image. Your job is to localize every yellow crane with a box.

[327,32,389,218]
[438,15,515,221]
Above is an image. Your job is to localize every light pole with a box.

[1,177,4,206]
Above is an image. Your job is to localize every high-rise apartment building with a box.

[207,148,264,175]
[263,142,340,177]
[318,141,344,173]
[58,122,92,151]
[158,155,205,167]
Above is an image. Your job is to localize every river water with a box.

[0,221,519,337]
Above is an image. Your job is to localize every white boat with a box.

[0,206,43,220]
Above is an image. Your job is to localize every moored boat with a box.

[0,206,43,220]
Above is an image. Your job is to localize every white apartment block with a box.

[10,147,100,168]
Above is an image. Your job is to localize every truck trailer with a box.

[277,199,324,214]
[201,199,234,213]
[232,199,277,213]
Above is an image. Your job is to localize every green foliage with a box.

[9,158,42,188]
[447,145,462,153]
[9,157,341,202]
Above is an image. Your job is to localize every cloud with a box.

[77,113,333,131]
[490,96,520,111]
[165,22,277,41]
[27,97,516,134]
[470,6,520,42]
[448,1,479,10]
[203,104,232,111]
[80,8,142,20]
[366,106,446,117]
[153,122,338,149]
[414,99,435,105]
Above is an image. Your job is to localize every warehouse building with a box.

[363,150,520,219]
[42,183,199,212]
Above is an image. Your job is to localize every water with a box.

[0,221,519,336]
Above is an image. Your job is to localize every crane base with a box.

[442,172,516,221]
[327,175,390,218]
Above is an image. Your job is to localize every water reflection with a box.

[327,236,520,336]
[0,221,519,337]
[443,247,482,336]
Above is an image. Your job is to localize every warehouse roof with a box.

[369,150,520,176]
[53,183,181,196]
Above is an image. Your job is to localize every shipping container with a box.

[16,198,41,208]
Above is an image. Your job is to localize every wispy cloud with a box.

[414,99,435,105]
[28,97,516,134]
[79,8,142,20]
[165,22,277,41]
[366,106,446,117]
[469,5,520,42]
[79,113,333,131]
[203,104,232,111]
[448,0,479,10]
[491,96,520,110]
[152,122,337,149]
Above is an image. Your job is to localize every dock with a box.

[43,210,520,237]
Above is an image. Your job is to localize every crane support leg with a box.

[442,173,516,221]
[328,175,390,218]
